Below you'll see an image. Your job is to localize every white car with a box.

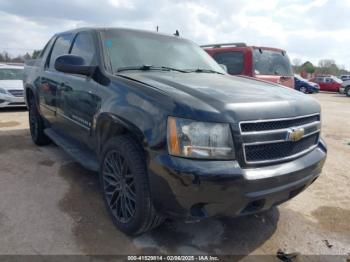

[0,64,25,108]
[340,75,350,82]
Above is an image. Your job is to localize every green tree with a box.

[24,52,31,61]
[305,63,315,74]
[31,50,41,59]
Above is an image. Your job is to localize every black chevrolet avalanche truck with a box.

[23,28,327,235]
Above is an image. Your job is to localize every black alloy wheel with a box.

[100,136,164,235]
[102,150,136,223]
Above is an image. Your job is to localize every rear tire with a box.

[99,135,164,235]
[28,96,51,146]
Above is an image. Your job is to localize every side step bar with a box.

[44,128,99,171]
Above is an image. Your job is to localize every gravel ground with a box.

[0,92,349,258]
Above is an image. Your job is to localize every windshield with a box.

[332,76,343,84]
[100,29,225,74]
[253,49,293,76]
[0,68,24,80]
[294,74,305,81]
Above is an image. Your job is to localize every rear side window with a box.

[48,34,73,70]
[213,52,244,74]
[70,32,95,65]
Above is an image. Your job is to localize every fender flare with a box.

[94,112,146,154]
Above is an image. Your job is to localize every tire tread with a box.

[28,96,51,146]
[100,135,164,235]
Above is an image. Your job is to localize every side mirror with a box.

[219,64,228,73]
[55,55,95,76]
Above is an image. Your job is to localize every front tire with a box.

[99,136,164,235]
[28,96,51,146]
[299,86,307,93]
[345,86,350,97]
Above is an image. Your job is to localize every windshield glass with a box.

[294,74,305,81]
[332,76,343,83]
[0,68,24,80]
[100,29,225,74]
[253,49,293,76]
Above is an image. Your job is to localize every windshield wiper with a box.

[116,65,188,73]
[159,66,188,73]
[185,68,225,75]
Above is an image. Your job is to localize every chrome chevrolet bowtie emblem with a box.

[286,127,305,142]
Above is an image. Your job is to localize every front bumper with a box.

[0,94,25,108]
[339,87,345,94]
[148,139,327,219]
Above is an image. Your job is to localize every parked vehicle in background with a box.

[340,75,350,81]
[294,74,319,93]
[340,79,350,97]
[24,28,327,235]
[0,64,25,108]
[310,75,342,92]
[202,43,294,88]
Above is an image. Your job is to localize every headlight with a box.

[167,116,235,159]
[0,88,7,94]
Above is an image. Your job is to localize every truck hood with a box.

[0,80,23,90]
[119,72,321,122]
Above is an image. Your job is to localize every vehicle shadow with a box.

[58,162,279,256]
[0,107,27,113]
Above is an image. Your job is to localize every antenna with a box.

[174,30,180,37]
[156,26,159,32]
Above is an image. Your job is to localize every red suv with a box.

[202,43,294,88]
[309,75,342,92]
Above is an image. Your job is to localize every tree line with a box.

[0,50,41,63]
[292,58,350,76]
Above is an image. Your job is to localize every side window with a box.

[325,78,333,83]
[48,34,73,70]
[38,37,55,59]
[316,77,323,83]
[70,32,95,65]
[213,51,244,75]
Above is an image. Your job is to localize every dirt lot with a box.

[0,92,349,257]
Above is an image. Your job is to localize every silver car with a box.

[0,64,25,108]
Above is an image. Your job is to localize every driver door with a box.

[58,31,101,148]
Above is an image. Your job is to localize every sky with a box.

[0,0,349,69]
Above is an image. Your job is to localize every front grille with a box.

[240,114,320,132]
[245,133,319,163]
[8,89,24,97]
[239,114,321,165]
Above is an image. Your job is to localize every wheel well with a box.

[26,87,34,103]
[96,117,143,154]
